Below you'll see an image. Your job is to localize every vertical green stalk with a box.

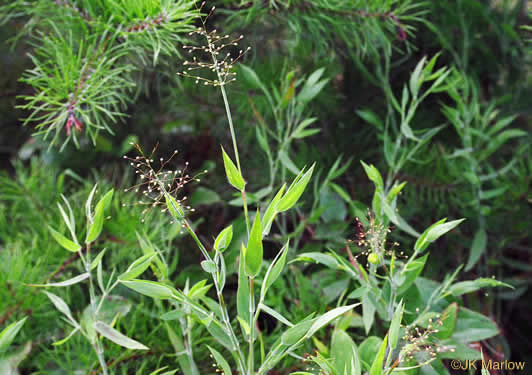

[83,243,109,375]
[94,340,109,375]
[164,190,246,373]
[248,277,255,374]
[208,38,251,236]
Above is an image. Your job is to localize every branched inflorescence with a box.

[178,3,250,87]
[348,213,403,266]
[399,311,455,364]
[123,143,206,223]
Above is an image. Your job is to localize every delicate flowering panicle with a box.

[399,313,454,364]
[123,143,205,223]
[178,2,251,87]
[349,212,402,266]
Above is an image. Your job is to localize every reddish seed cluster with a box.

[122,143,205,223]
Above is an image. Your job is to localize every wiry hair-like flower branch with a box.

[347,213,403,267]
[178,2,251,87]
[123,143,206,223]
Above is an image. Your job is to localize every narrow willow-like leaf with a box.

[121,280,175,299]
[237,244,250,322]
[465,228,487,271]
[48,226,81,252]
[276,164,315,212]
[260,304,293,327]
[360,161,384,191]
[86,189,113,244]
[281,318,315,345]
[414,218,465,253]
[262,183,286,236]
[165,194,184,220]
[435,303,457,340]
[52,326,80,346]
[389,301,403,349]
[0,317,27,352]
[221,146,245,190]
[33,272,90,287]
[369,334,388,375]
[207,345,232,375]
[306,304,358,338]
[85,184,98,223]
[244,211,263,277]
[90,249,107,271]
[396,254,429,295]
[119,254,156,281]
[200,260,217,273]
[449,278,513,297]
[43,291,77,325]
[214,225,233,252]
[260,241,289,300]
[94,321,148,350]
[331,330,361,375]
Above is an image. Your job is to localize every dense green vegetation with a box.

[0,0,530,374]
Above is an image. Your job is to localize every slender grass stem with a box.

[94,340,109,375]
[248,277,255,375]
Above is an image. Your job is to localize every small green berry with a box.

[368,252,379,265]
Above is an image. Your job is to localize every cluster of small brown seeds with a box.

[399,311,454,363]
[349,214,405,266]
[178,4,250,87]
[123,144,205,223]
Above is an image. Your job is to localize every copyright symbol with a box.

[451,359,461,370]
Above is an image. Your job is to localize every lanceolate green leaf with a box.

[449,278,513,297]
[281,318,315,345]
[221,146,245,190]
[331,329,361,375]
[244,211,263,278]
[119,254,156,281]
[206,346,232,375]
[306,304,358,338]
[276,164,315,212]
[86,189,113,244]
[259,304,293,327]
[396,254,429,295]
[43,291,77,326]
[262,183,286,236]
[414,218,465,253]
[94,321,148,350]
[48,226,81,252]
[237,244,250,322]
[165,194,184,220]
[388,301,403,349]
[32,272,90,287]
[260,241,289,300]
[369,334,388,375]
[121,280,175,299]
[214,225,233,252]
[465,228,487,271]
[360,161,384,192]
[435,303,457,340]
[90,249,107,271]
[0,317,27,353]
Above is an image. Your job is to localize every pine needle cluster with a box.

[8,0,200,149]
